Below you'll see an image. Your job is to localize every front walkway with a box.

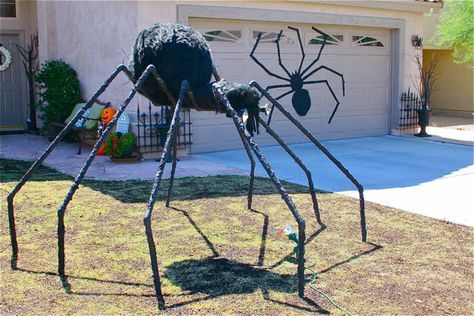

[0,134,247,180]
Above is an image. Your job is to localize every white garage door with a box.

[189,19,391,153]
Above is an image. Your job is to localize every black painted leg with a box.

[257,117,323,226]
[6,64,130,269]
[214,87,306,298]
[143,80,188,309]
[165,131,178,208]
[251,81,367,242]
[236,128,255,209]
[55,65,159,289]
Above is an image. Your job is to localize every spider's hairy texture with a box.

[129,23,213,105]
[213,79,261,135]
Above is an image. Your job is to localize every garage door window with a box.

[308,34,343,46]
[203,30,241,43]
[252,31,294,44]
[352,35,384,47]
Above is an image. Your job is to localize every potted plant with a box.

[413,50,439,137]
[104,132,138,162]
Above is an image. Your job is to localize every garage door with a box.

[189,18,391,153]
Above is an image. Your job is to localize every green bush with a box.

[35,60,81,131]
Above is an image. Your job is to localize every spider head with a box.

[289,72,303,92]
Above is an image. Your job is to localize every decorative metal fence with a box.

[136,103,192,156]
[399,90,422,133]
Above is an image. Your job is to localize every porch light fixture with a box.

[412,35,423,49]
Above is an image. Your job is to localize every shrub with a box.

[35,60,81,131]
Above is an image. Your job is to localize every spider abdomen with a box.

[292,89,311,116]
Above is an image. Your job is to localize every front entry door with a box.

[0,33,26,131]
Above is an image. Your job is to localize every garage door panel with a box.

[368,56,390,83]
[369,87,390,107]
[189,20,391,153]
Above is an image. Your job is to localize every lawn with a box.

[0,158,473,315]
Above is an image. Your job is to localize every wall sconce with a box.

[412,35,423,49]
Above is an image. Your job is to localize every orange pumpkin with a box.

[101,107,117,125]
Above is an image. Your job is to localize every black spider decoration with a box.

[250,26,345,124]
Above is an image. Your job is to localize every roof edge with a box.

[288,0,443,14]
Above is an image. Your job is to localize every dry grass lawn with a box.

[0,158,473,315]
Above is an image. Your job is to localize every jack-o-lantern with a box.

[101,107,117,125]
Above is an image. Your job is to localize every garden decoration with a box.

[0,44,13,72]
[100,106,117,125]
[250,26,345,124]
[104,132,138,160]
[6,23,366,310]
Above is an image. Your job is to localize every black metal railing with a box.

[136,103,192,156]
[399,90,421,133]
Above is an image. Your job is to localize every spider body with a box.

[130,23,262,134]
[289,71,311,115]
[250,26,346,124]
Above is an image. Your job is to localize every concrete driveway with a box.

[195,136,474,227]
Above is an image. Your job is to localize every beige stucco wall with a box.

[37,0,139,108]
[424,49,474,115]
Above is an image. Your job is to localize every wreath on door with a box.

[0,46,13,72]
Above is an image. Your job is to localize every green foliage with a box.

[35,60,81,131]
[435,0,474,64]
[104,132,138,158]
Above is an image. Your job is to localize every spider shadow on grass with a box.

[163,257,329,313]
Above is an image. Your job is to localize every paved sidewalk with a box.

[427,115,474,146]
[0,134,247,180]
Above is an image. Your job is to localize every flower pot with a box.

[111,144,137,161]
[415,108,431,137]
[111,154,139,163]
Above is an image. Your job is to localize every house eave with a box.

[288,0,443,14]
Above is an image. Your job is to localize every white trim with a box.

[0,0,19,19]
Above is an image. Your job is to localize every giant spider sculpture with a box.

[251,26,345,124]
[6,23,366,310]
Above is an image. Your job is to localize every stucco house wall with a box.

[424,49,474,116]
[422,11,474,117]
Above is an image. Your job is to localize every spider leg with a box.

[6,64,129,270]
[266,84,292,91]
[214,86,306,298]
[250,32,290,82]
[165,131,178,207]
[304,80,341,124]
[275,30,292,77]
[288,26,305,74]
[56,64,160,293]
[267,89,294,125]
[300,27,329,77]
[144,80,189,310]
[251,81,367,243]
[302,65,346,96]
[257,117,323,225]
[237,128,256,209]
